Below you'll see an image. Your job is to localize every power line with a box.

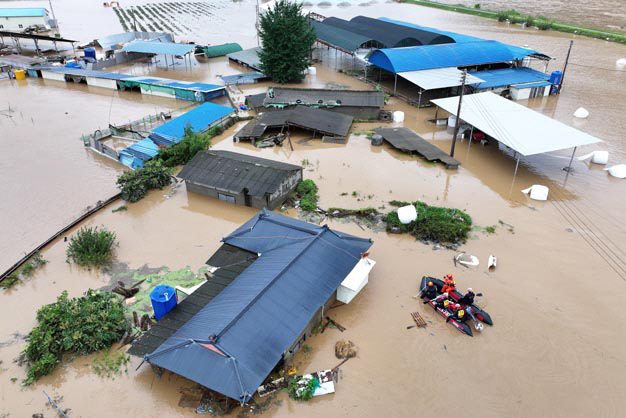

[568,62,626,73]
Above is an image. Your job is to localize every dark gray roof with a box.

[265,87,385,108]
[177,150,302,198]
[245,93,267,109]
[310,19,379,52]
[227,47,262,72]
[234,106,354,140]
[374,127,460,169]
[144,209,373,403]
[128,244,257,357]
[320,16,455,49]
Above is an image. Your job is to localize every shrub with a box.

[117,160,172,202]
[296,179,318,211]
[156,125,212,167]
[535,19,553,30]
[0,252,47,289]
[386,201,472,244]
[287,375,318,401]
[496,11,509,22]
[23,290,128,384]
[66,226,116,267]
[474,3,480,9]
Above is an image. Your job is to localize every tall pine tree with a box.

[258,0,316,83]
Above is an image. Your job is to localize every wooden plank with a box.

[411,312,427,328]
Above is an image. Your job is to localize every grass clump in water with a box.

[117,160,172,203]
[66,226,116,267]
[22,290,128,385]
[0,252,47,289]
[155,124,220,167]
[386,201,472,244]
[92,351,130,379]
[296,179,318,211]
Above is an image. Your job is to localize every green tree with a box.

[258,0,316,83]
[116,160,172,203]
[155,124,216,167]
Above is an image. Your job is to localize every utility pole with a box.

[558,40,573,93]
[449,69,467,158]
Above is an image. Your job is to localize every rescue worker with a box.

[425,291,448,305]
[422,280,438,300]
[446,303,466,323]
[441,274,456,294]
[458,288,482,330]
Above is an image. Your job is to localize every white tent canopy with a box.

[431,92,602,156]
[399,67,484,91]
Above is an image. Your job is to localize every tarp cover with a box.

[145,210,372,403]
[399,67,484,90]
[431,92,602,156]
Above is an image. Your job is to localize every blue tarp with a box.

[121,40,195,56]
[145,209,373,402]
[368,40,549,73]
[378,17,483,43]
[469,67,551,89]
[152,102,234,139]
[119,137,158,169]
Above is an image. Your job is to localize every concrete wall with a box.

[0,15,49,31]
[40,70,66,82]
[185,181,246,206]
[86,76,118,90]
[268,170,302,210]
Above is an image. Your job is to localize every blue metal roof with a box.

[152,102,234,139]
[510,80,552,89]
[148,133,177,147]
[469,67,551,89]
[0,8,47,17]
[378,17,483,43]
[145,209,373,402]
[121,40,195,56]
[120,137,159,162]
[368,41,549,73]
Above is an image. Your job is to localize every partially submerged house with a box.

[0,8,51,32]
[250,87,385,119]
[134,210,374,403]
[177,150,303,209]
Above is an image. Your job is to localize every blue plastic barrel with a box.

[84,47,96,59]
[549,70,562,85]
[150,285,177,321]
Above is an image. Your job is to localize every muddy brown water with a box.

[2,1,626,417]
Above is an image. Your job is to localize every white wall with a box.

[41,70,66,82]
[0,15,49,31]
[86,76,118,90]
[140,85,176,98]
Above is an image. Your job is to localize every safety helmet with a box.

[467,287,473,293]
[443,292,448,297]
[458,309,465,318]
[443,300,449,307]
[428,281,434,286]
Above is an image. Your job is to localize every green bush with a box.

[386,201,472,244]
[23,290,128,384]
[535,19,553,30]
[66,227,116,267]
[156,125,212,167]
[296,179,318,211]
[117,160,172,203]
[287,375,318,401]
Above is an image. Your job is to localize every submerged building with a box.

[0,8,51,32]
[131,210,375,403]
[178,151,303,209]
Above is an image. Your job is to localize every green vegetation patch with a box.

[92,351,130,379]
[23,290,129,384]
[386,201,472,244]
[0,252,47,289]
[287,375,319,401]
[296,179,318,211]
[67,226,116,268]
[156,124,221,167]
[116,160,172,203]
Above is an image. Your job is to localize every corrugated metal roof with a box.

[145,209,373,402]
[219,72,267,85]
[0,8,47,17]
[510,81,552,89]
[398,67,484,90]
[310,20,377,52]
[227,47,262,71]
[203,43,243,58]
[152,102,234,139]
[177,150,302,198]
[368,41,550,73]
[469,67,550,89]
[378,17,484,43]
[121,40,195,56]
[265,87,385,108]
[96,31,173,49]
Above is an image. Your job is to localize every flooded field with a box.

[1,0,626,417]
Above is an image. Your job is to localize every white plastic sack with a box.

[521,185,549,201]
[574,107,589,118]
[397,205,417,224]
[307,66,317,75]
[577,150,609,165]
[605,164,626,179]
[448,115,457,127]
[393,111,405,122]
[617,58,626,70]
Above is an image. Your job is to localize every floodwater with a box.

[2,0,626,417]
[435,0,626,33]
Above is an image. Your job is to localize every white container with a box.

[616,58,626,70]
[574,107,589,118]
[605,164,626,178]
[522,185,549,201]
[307,66,317,75]
[393,111,405,122]
[577,150,609,165]
[397,205,417,224]
[448,115,457,127]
